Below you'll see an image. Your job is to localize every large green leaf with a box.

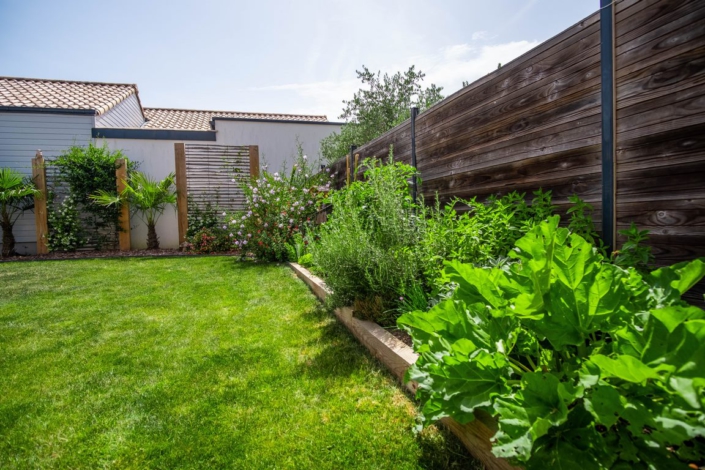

[647,258,705,307]
[588,355,663,383]
[493,372,582,461]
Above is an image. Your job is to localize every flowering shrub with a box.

[185,227,233,254]
[229,150,330,262]
[47,195,87,252]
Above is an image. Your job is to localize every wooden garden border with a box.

[288,262,517,470]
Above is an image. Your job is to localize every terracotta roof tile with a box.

[0,77,138,115]
[142,108,329,130]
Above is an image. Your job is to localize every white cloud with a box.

[471,31,489,41]
[251,39,539,120]
[420,40,540,93]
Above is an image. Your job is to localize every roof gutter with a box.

[0,106,97,116]
[210,116,344,128]
[92,128,217,141]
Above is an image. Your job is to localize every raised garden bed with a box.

[289,262,518,470]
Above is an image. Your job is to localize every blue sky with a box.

[0,0,598,120]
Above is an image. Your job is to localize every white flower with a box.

[242,215,246,220]
[303,155,307,160]
[222,212,227,216]
[289,218,293,224]
[231,179,236,183]
[278,223,283,228]
[253,188,258,193]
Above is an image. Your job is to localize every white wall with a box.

[214,120,342,172]
[0,112,94,254]
[99,138,211,250]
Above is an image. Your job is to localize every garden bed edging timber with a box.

[288,262,518,470]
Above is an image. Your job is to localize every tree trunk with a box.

[1,218,16,258]
[146,222,159,250]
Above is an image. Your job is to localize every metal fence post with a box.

[600,0,616,254]
[410,107,419,204]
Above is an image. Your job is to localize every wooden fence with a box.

[328,0,705,301]
[174,143,259,245]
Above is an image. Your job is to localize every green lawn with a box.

[0,257,477,469]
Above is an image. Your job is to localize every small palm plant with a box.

[92,171,177,250]
[0,168,40,258]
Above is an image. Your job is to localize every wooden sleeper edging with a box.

[288,262,518,470]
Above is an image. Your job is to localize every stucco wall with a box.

[99,138,211,250]
[213,120,342,172]
[0,112,94,254]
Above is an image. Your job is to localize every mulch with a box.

[0,249,239,263]
[388,328,413,347]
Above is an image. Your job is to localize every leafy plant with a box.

[399,216,705,469]
[47,195,86,252]
[567,194,606,254]
[297,253,314,268]
[186,199,221,239]
[0,168,39,257]
[320,66,444,162]
[230,147,328,262]
[91,172,177,250]
[421,189,555,289]
[613,223,654,273]
[51,143,137,250]
[185,227,233,254]
[312,157,425,324]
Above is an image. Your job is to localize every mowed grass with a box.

[0,257,478,469]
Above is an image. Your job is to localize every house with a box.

[0,76,342,253]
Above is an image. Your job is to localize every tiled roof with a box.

[0,77,139,115]
[142,108,329,130]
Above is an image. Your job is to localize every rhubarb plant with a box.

[398,216,705,469]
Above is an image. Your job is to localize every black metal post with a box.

[600,0,615,254]
[410,106,419,204]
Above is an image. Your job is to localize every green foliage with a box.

[47,195,86,252]
[398,216,705,468]
[230,147,328,262]
[185,227,232,254]
[421,189,555,289]
[51,143,137,250]
[91,171,177,250]
[0,167,39,257]
[320,66,444,162]
[567,194,606,254]
[297,253,314,268]
[186,199,221,238]
[312,157,425,324]
[613,223,654,274]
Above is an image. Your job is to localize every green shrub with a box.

[186,227,232,254]
[230,146,328,262]
[421,189,555,290]
[399,215,705,469]
[187,200,221,239]
[47,195,86,252]
[312,157,425,325]
[51,143,137,250]
[297,253,314,268]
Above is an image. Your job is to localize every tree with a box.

[91,172,177,250]
[0,168,40,258]
[320,65,444,163]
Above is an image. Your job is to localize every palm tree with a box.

[92,172,177,250]
[0,168,40,258]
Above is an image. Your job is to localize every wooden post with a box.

[31,151,49,254]
[249,145,260,177]
[174,143,188,247]
[115,159,131,251]
[346,154,351,186]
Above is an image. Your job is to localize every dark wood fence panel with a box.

[328,0,705,294]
